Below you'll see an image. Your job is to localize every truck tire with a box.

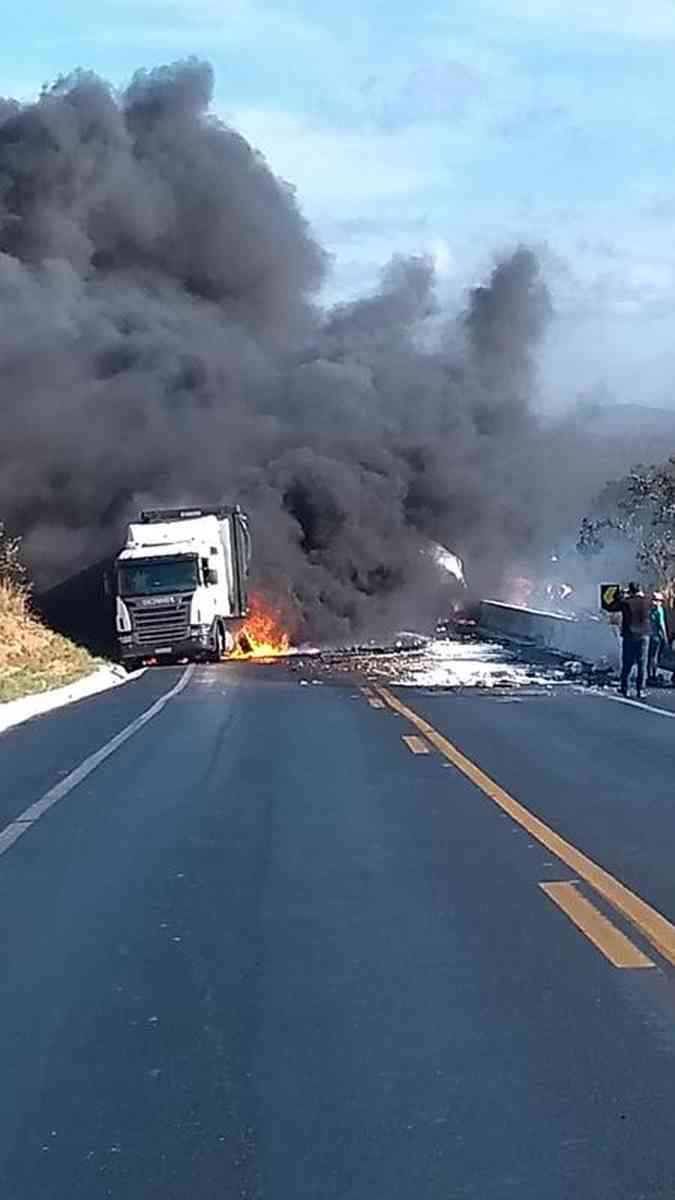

[209,624,224,663]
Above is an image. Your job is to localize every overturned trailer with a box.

[479,599,621,669]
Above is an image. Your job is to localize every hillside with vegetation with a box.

[0,525,95,703]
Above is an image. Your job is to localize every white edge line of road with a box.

[592,689,675,720]
[0,664,147,737]
[0,664,194,858]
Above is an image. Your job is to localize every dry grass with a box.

[0,578,95,703]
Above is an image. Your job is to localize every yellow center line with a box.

[374,684,675,967]
[402,734,431,755]
[540,882,653,969]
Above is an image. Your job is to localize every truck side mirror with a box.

[205,568,219,585]
[103,572,112,597]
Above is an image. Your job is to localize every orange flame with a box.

[230,598,292,659]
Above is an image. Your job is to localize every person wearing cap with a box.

[648,590,668,684]
[619,582,651,699]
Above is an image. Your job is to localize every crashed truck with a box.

[111,507,251,668]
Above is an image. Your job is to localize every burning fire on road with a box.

[231,598,292,660]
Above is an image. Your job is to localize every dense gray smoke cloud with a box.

[0,59,621,640]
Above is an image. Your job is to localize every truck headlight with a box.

[116,597,132,633]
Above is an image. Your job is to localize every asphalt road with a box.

[3,664,675,1198]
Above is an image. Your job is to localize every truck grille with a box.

[129,599,190,646]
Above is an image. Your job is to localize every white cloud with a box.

[0,79,40,102]
[465,0,675,41]
[78,0,340,59]
[224,105,473,306]
[106,0,322,39]
[226,107,461,208]
[227,97,675,340]
[428,238,454,277]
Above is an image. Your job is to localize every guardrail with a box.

[479,600,621,668]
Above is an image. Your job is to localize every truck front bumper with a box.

[117,629,213,664]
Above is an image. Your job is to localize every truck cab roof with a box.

[119,516,223,562]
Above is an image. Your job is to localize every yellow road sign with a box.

[600,583,620,611]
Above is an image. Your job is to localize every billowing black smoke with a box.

[0,60,556,641]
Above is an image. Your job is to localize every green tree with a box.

[578,457,675,596]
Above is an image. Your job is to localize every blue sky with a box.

[4,0,675,404]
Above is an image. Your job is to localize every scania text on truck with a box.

[112,507,251,668]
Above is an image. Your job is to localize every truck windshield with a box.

[117,559,199,596]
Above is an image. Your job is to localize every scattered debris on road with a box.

[275,627,576,692]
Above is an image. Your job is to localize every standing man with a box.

[619,582,651,699]
[648,591,668,684]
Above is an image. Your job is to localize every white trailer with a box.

[113,506,251,667]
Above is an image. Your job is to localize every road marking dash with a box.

[540,882,653,969]
[402,735,430,755]
[374,684,675,967]
[368,699,386,709]
[0,666,194,860]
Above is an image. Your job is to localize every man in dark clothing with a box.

[619,582,651,699]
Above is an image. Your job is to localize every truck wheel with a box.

[210,624,224,663]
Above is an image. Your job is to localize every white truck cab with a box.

[114,506,251,667]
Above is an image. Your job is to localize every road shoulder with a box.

[0,663,143,736]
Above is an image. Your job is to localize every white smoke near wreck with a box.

[0,58,617,641]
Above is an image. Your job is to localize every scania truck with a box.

[112,506,251,668]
